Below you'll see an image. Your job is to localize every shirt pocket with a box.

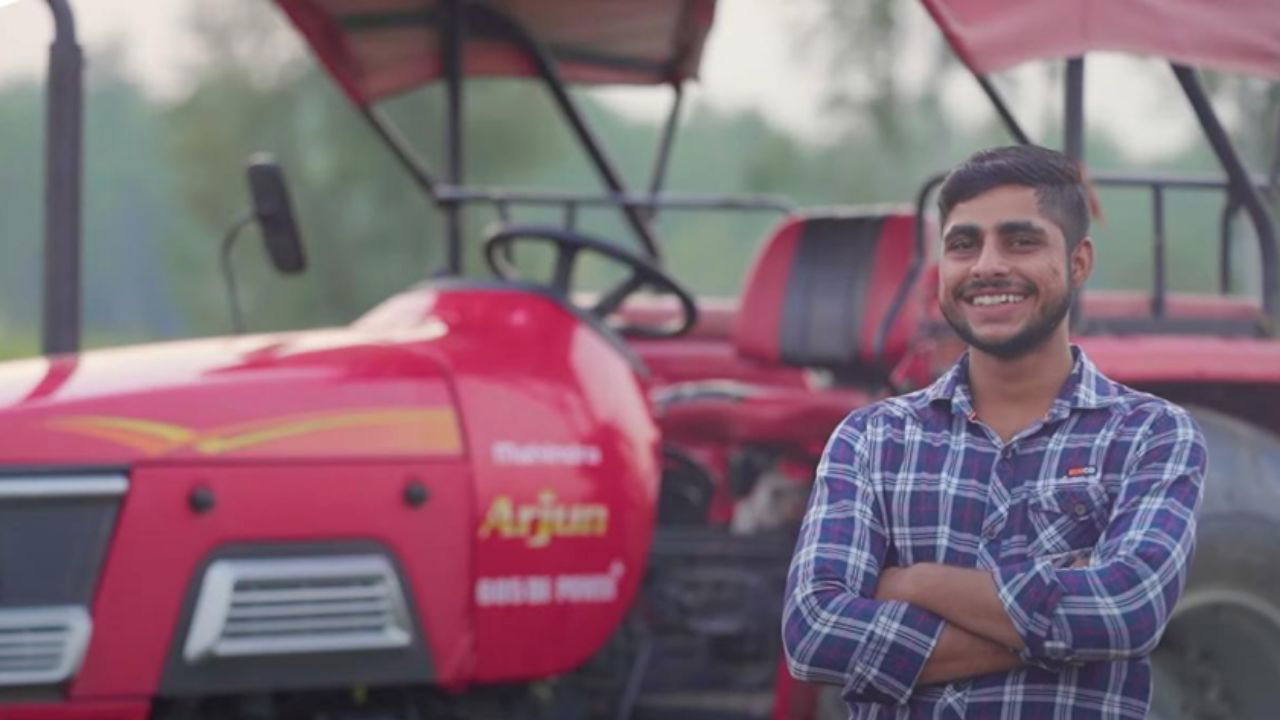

[1025,481,1110,559]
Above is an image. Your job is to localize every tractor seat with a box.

[733,211,923,379]
[658,211,926,448]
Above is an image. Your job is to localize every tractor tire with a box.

[1151,406,1280,720]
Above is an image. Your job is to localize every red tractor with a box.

[1,1,1278,719]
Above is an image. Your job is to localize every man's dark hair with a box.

[937,145,1090,251]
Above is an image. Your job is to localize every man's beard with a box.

[941,281,1076,360]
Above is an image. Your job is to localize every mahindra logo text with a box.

[490,441,603,467]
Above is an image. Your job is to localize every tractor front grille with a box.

[0,471,125,688]
[183,555,412,662]
[0,606,91,686]
[0,473,125,608]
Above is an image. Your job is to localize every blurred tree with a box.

[82,49,190,342]
[801,0,956,146]
[0,48,186,359]
[162,0,441,334]
[0,81,43,351]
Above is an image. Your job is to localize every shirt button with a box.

[1002,447,1014,459]
[1073,503,1089,517]
[984,526,998,539]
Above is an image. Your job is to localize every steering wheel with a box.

[483,224,698,339]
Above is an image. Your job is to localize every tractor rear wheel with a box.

[1151,406,1280,720]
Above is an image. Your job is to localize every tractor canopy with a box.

[921,0,1280,79]
[275,0,718,106]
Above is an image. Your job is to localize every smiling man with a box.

[783,145,1206,718]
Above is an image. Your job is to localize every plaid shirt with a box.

[783,347,1206,719]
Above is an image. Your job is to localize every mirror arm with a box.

[220,213,255,335]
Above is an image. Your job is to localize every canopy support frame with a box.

[1269,110,1280,192]
[358,107,441,201]
[973,74,1031,145]
[461,3,665,261]
[1174,63,1278,324]
[1064,57,1085,161]
[1219,196,1240,294]
[440,0,467,275]
[645,83,686,222]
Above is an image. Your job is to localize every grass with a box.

[0,335,37,362]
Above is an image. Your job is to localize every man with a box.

[783,145,1206,718]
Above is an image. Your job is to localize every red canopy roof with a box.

[275,0,717,106]
[921,0,1280,79]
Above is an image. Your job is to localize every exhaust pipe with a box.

[41,0,83,355]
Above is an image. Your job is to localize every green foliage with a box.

[0,50,189,355]
[163,66,442,334]
[0,81,42,341]
[0,332,36,363]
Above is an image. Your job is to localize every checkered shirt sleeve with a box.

[993,406,1207,664]
[782,415,945,705]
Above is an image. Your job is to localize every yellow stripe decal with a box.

[48,416,196,455]
[195,409,457,454]
[46,408,461,457]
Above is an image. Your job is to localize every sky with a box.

[0,0,1211,162]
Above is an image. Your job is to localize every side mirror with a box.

[246,154,306,274]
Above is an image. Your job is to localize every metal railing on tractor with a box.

[1083,169,1276,336]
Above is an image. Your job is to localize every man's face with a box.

[938,185,1092,359]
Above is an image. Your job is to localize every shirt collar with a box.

[923,353,974,417]
[924,345,1121,420]
[1063,346,1122,410]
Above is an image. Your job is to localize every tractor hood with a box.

[0,325,461,465]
